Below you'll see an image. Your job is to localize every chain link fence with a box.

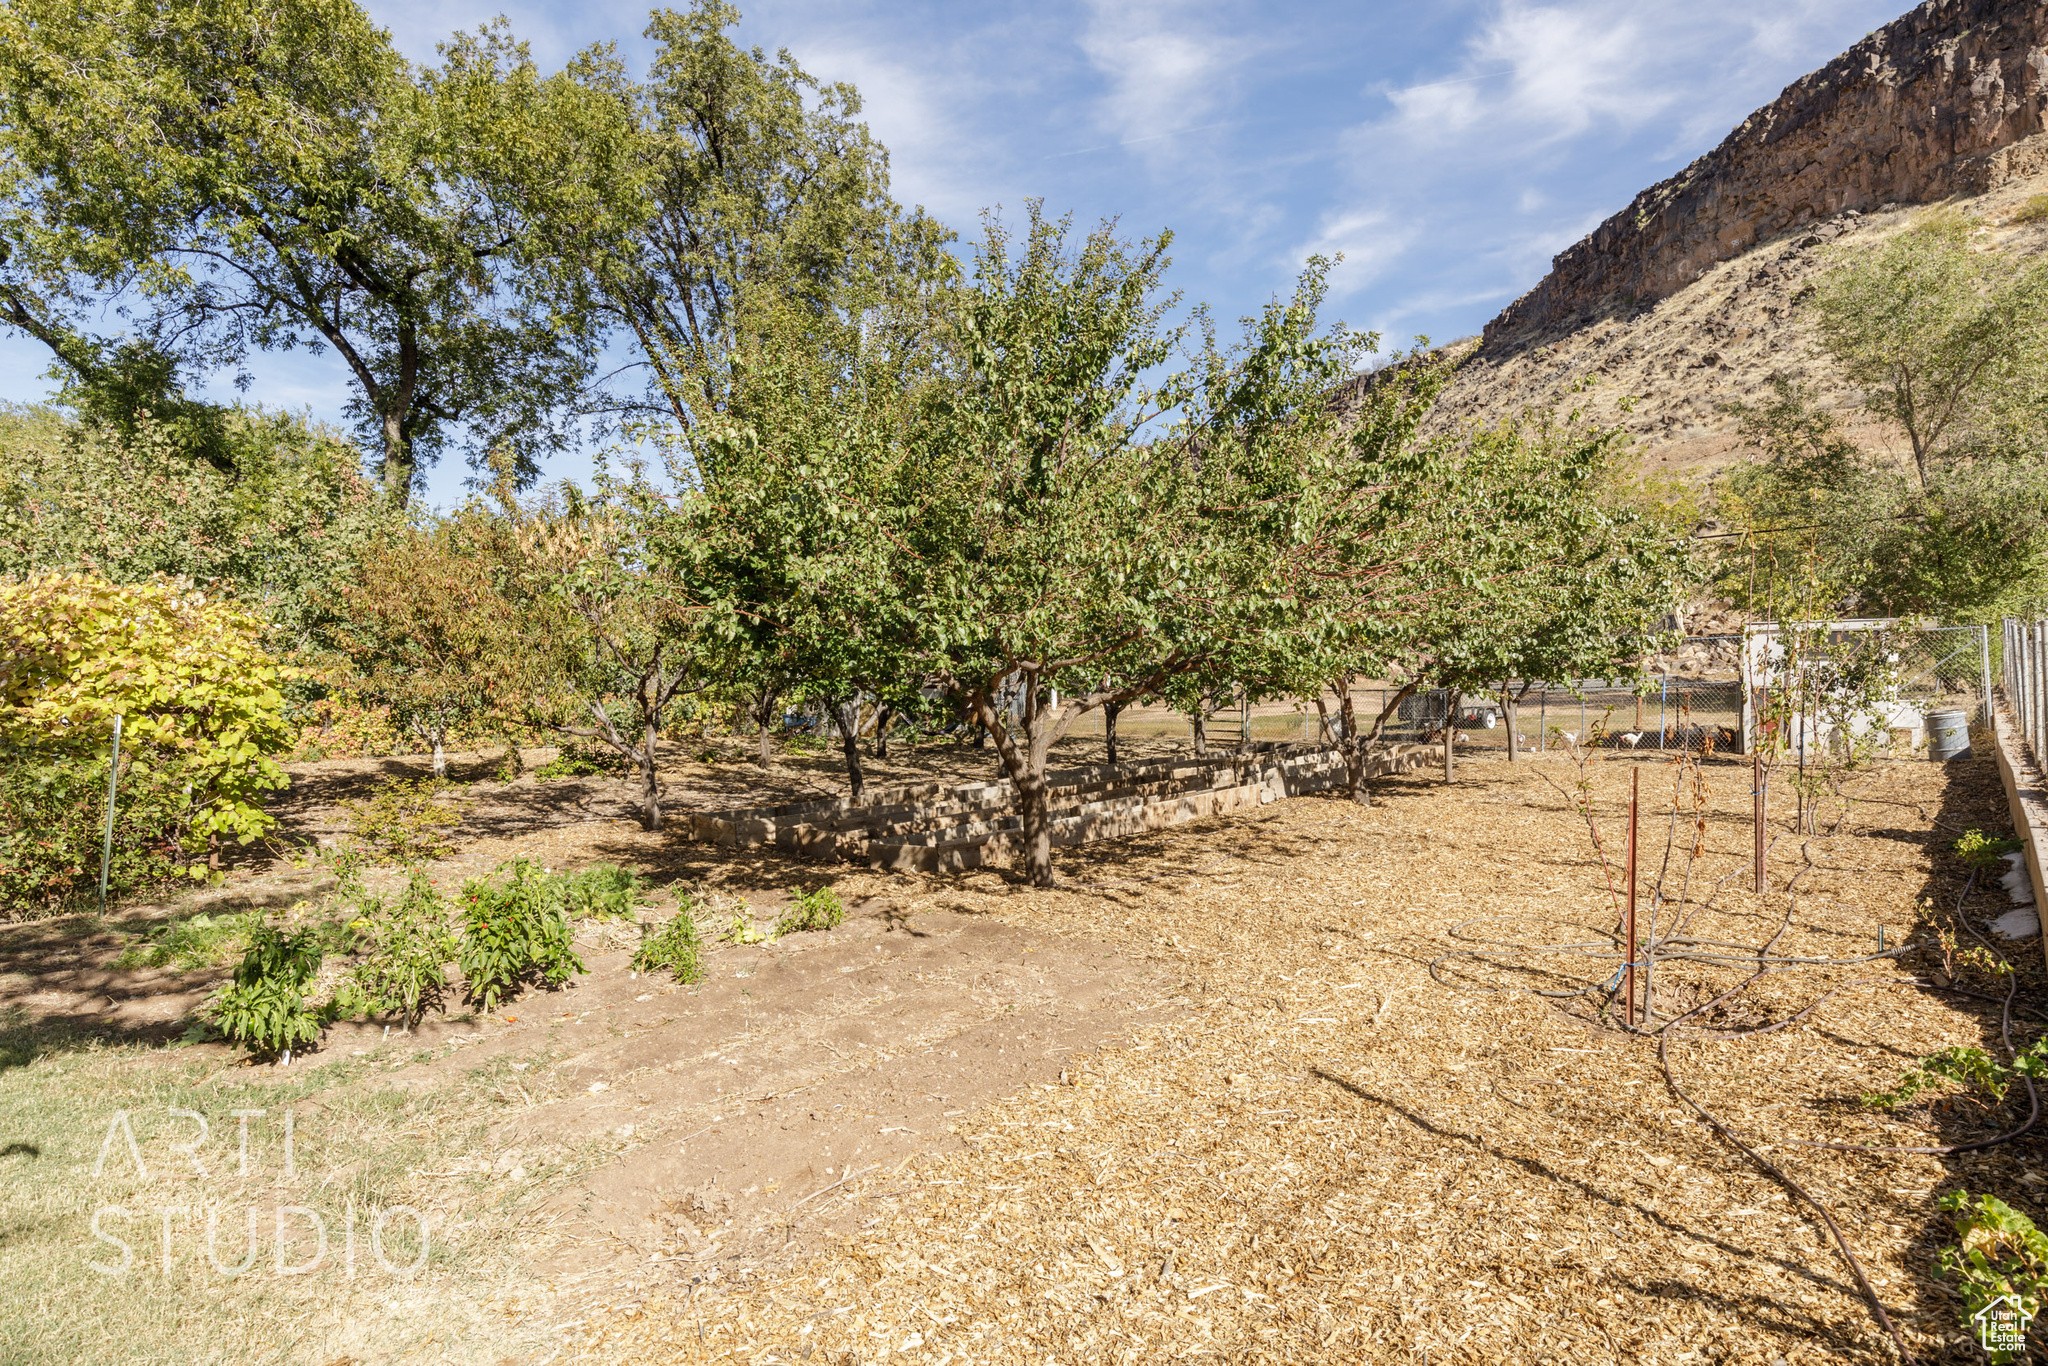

[1742,621,1990,757]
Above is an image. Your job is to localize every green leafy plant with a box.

[2014,194,2048,226]
[0,748,191,915]
[631,911,706,984]
[114,911,251,970]
[1864,1039,2048,1110]
[719,912,774,946]
[336,778,463,862]
[1939,1190,2048,1362]
[341,871,457,1029]
[208,920,325,1060]
[0,575,297,875]
[1957,829,2025,871]
[325,845,371,900]
[457,858,584,1013]
[557,863,650,922]
[774,884,844,936]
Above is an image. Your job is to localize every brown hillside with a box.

[1421,0,2048,483]
[1432,177,2048,485]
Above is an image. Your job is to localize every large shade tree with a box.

[0,0,628,500]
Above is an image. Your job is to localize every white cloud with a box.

[1289,208,1422,301]
[1077,0,1233,143]
[1383,1,1669,151]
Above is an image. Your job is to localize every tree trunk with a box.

[431,727,446,779]
[751,685,780,766]
[1503,692,1518,765]
[873,703,894,760]
[1017,770,1053,886]
[381,409,413,506]
[1103,699,1122,767]
[501,734,524,777]
[641,719,663,832]
[829,699,867,799]
[1443,691,1459,783]
[1191,713,1208,756]
[1314,695,1332,746]
[1339,689,1370,804]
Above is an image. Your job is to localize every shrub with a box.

[342,871,457,1029]
[209,921,326,1060]
[337,778,463,862]
[775,885,845,936]
[534,739,628,781]
[457,858,584,1012]
[558,864,650,922]
[631,912,705,983]
[0,750,188,916]
[2013,194,2048,225]
[1939,1190,2048,1362]
[0,575,295,872]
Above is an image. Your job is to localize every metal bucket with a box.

[1927,708,1971,760]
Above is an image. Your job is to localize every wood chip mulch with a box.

[553,748,2043,1365]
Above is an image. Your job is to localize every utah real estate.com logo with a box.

[86,1109,426,1278]
[1972,1293,2036,1357]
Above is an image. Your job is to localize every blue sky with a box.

[0,0,1908,505]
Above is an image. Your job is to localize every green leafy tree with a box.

[1812,213,2048,491]
[334,502,540,775]
[520,479,707,831]
[670,287,936,796]
[0,0,627,500]
[555,1,953,432]
[0,404,396,658]
[909,209,1379,884]
[1412,409,1691,777]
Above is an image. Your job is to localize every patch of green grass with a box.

[2012,193,2048,225]
[0,1009,589,1364]
[111,911,252,971]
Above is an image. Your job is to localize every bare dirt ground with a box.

[3,733,2041,1365]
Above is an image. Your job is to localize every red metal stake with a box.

[1753,748,1766,894]
[1625,766,1639,1029]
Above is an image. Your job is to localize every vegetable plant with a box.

[774,885,844,936]
[1940,1190,2048,1362]
[558,863,650,921]
[209,920,325,1060]
[342,870,457,1029]
[631,911,705,984]
[457,858,584,1012]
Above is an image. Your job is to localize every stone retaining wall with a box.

[686,742,1434,872]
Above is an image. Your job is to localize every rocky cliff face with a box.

[1485,0,2048,348]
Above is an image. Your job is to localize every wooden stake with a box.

[1625,766,1639,1028]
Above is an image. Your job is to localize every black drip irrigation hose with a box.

[1433,765,2048,1364]
[1657,973,1917,1365]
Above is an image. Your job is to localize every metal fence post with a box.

[98,713,124,914]
[1980,623,1994,727]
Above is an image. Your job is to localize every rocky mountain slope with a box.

[1416,0,2048,483]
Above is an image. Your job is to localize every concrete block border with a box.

[1989,697,2048,971]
